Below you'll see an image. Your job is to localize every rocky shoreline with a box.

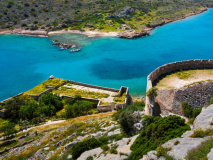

[0,7,208,39]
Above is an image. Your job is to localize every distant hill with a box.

[0,0,213,32]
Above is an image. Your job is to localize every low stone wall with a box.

[0,92,23,104]
[145,59,213,116]
[97,86,133,112]
[67,80,119,92]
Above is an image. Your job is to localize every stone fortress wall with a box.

[145,59,213,116]
[0,78,133,117]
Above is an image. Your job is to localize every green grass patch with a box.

[113,92,126,104]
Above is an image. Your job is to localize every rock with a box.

[67,154,73,159]
[193,105,213,130]
[118,30,149,39]
[34,130,37,136]
[26,131,29,136]
[207,148,213,160]
[53,132,76,147]
[107,129,121,136]
[147,151,158,160]
[46,151,54,159]
[44,147,50,151]
[134,123,143,131]
[63,141,78,150]
[120,24,130,30]
[115,6,135,19]
[52,41,76,49]
[77,147,102,160]
[165,136,209,159]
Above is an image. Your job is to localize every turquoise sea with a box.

[1,9,213,101]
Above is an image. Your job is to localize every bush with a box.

[130,115,190,160]
[181,102,202,119]
[86,156,93,160]
[71,138,100,159]
[146,87,157,99]
[19,101,40,120]
[65,100,93,118]
[0,122,17,139]
[4,95,33,122]
[39,92,63,111]
[190,128,213,138]
[119,110,135,135]
[101,145,110,151]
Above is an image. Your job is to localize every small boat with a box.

[70,48,81,52]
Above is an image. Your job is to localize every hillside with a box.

[0,0,213,32]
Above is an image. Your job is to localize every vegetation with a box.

[25,78,65,95]
[190,128,213,138]
[156,146,174,160]
[130,115,190,160]
[181,102,202,121]
[112,100,145,135]
[0,0,212,32]
[113,92,126,104]
[146,87,157,99]
[174,70,194,79]
[186,138,213,160]
[71,135,122,159]
[0,122,17,139]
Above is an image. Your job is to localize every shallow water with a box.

[1,9,213,101]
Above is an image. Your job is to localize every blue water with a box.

[1,8,213,101]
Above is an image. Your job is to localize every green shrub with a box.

[130,115,190,160]
[101,145,110,151]
[19,101,40,120]
[174,140,180,145]
[156,146,174,160]
[190,128,213,138]
[86,156,93,160]
[0,122,17,139]
[110,148,118,154]
[146,87,157,99]
[39,92,63,111]
[119,110,135,135]
[181,102,201,119]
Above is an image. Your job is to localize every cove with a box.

[1,8,213,101]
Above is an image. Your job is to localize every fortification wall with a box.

[145,59,213,116]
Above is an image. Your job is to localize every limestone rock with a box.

[147,151,158,160]
[63,141,78,150]
[193,105,213,130]
[207,148,213,160]
[115,6,135,19]
[117,30,149,39]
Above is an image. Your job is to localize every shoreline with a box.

[0,7,208,39]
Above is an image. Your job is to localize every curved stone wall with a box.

[145,59,213,116]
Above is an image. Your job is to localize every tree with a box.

[19,101,40,120]
[39,92,63,111]
[4,95,32,122]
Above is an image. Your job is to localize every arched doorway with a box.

[153,102,161,116]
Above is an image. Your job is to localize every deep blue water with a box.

[1,8,213,101]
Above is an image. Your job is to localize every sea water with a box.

[1,8,213,101]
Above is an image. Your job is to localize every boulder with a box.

[117,30,149,39]
[63,140,78,150]
[207,148,213,160]
[193,105,213,130]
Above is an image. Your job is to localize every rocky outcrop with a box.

[52,40,76,49]
[117,30,149,39]
[16,30,48,37]
[108,6,135,19]
[193,105,213,130]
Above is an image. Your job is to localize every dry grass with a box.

[155,69,213,90]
